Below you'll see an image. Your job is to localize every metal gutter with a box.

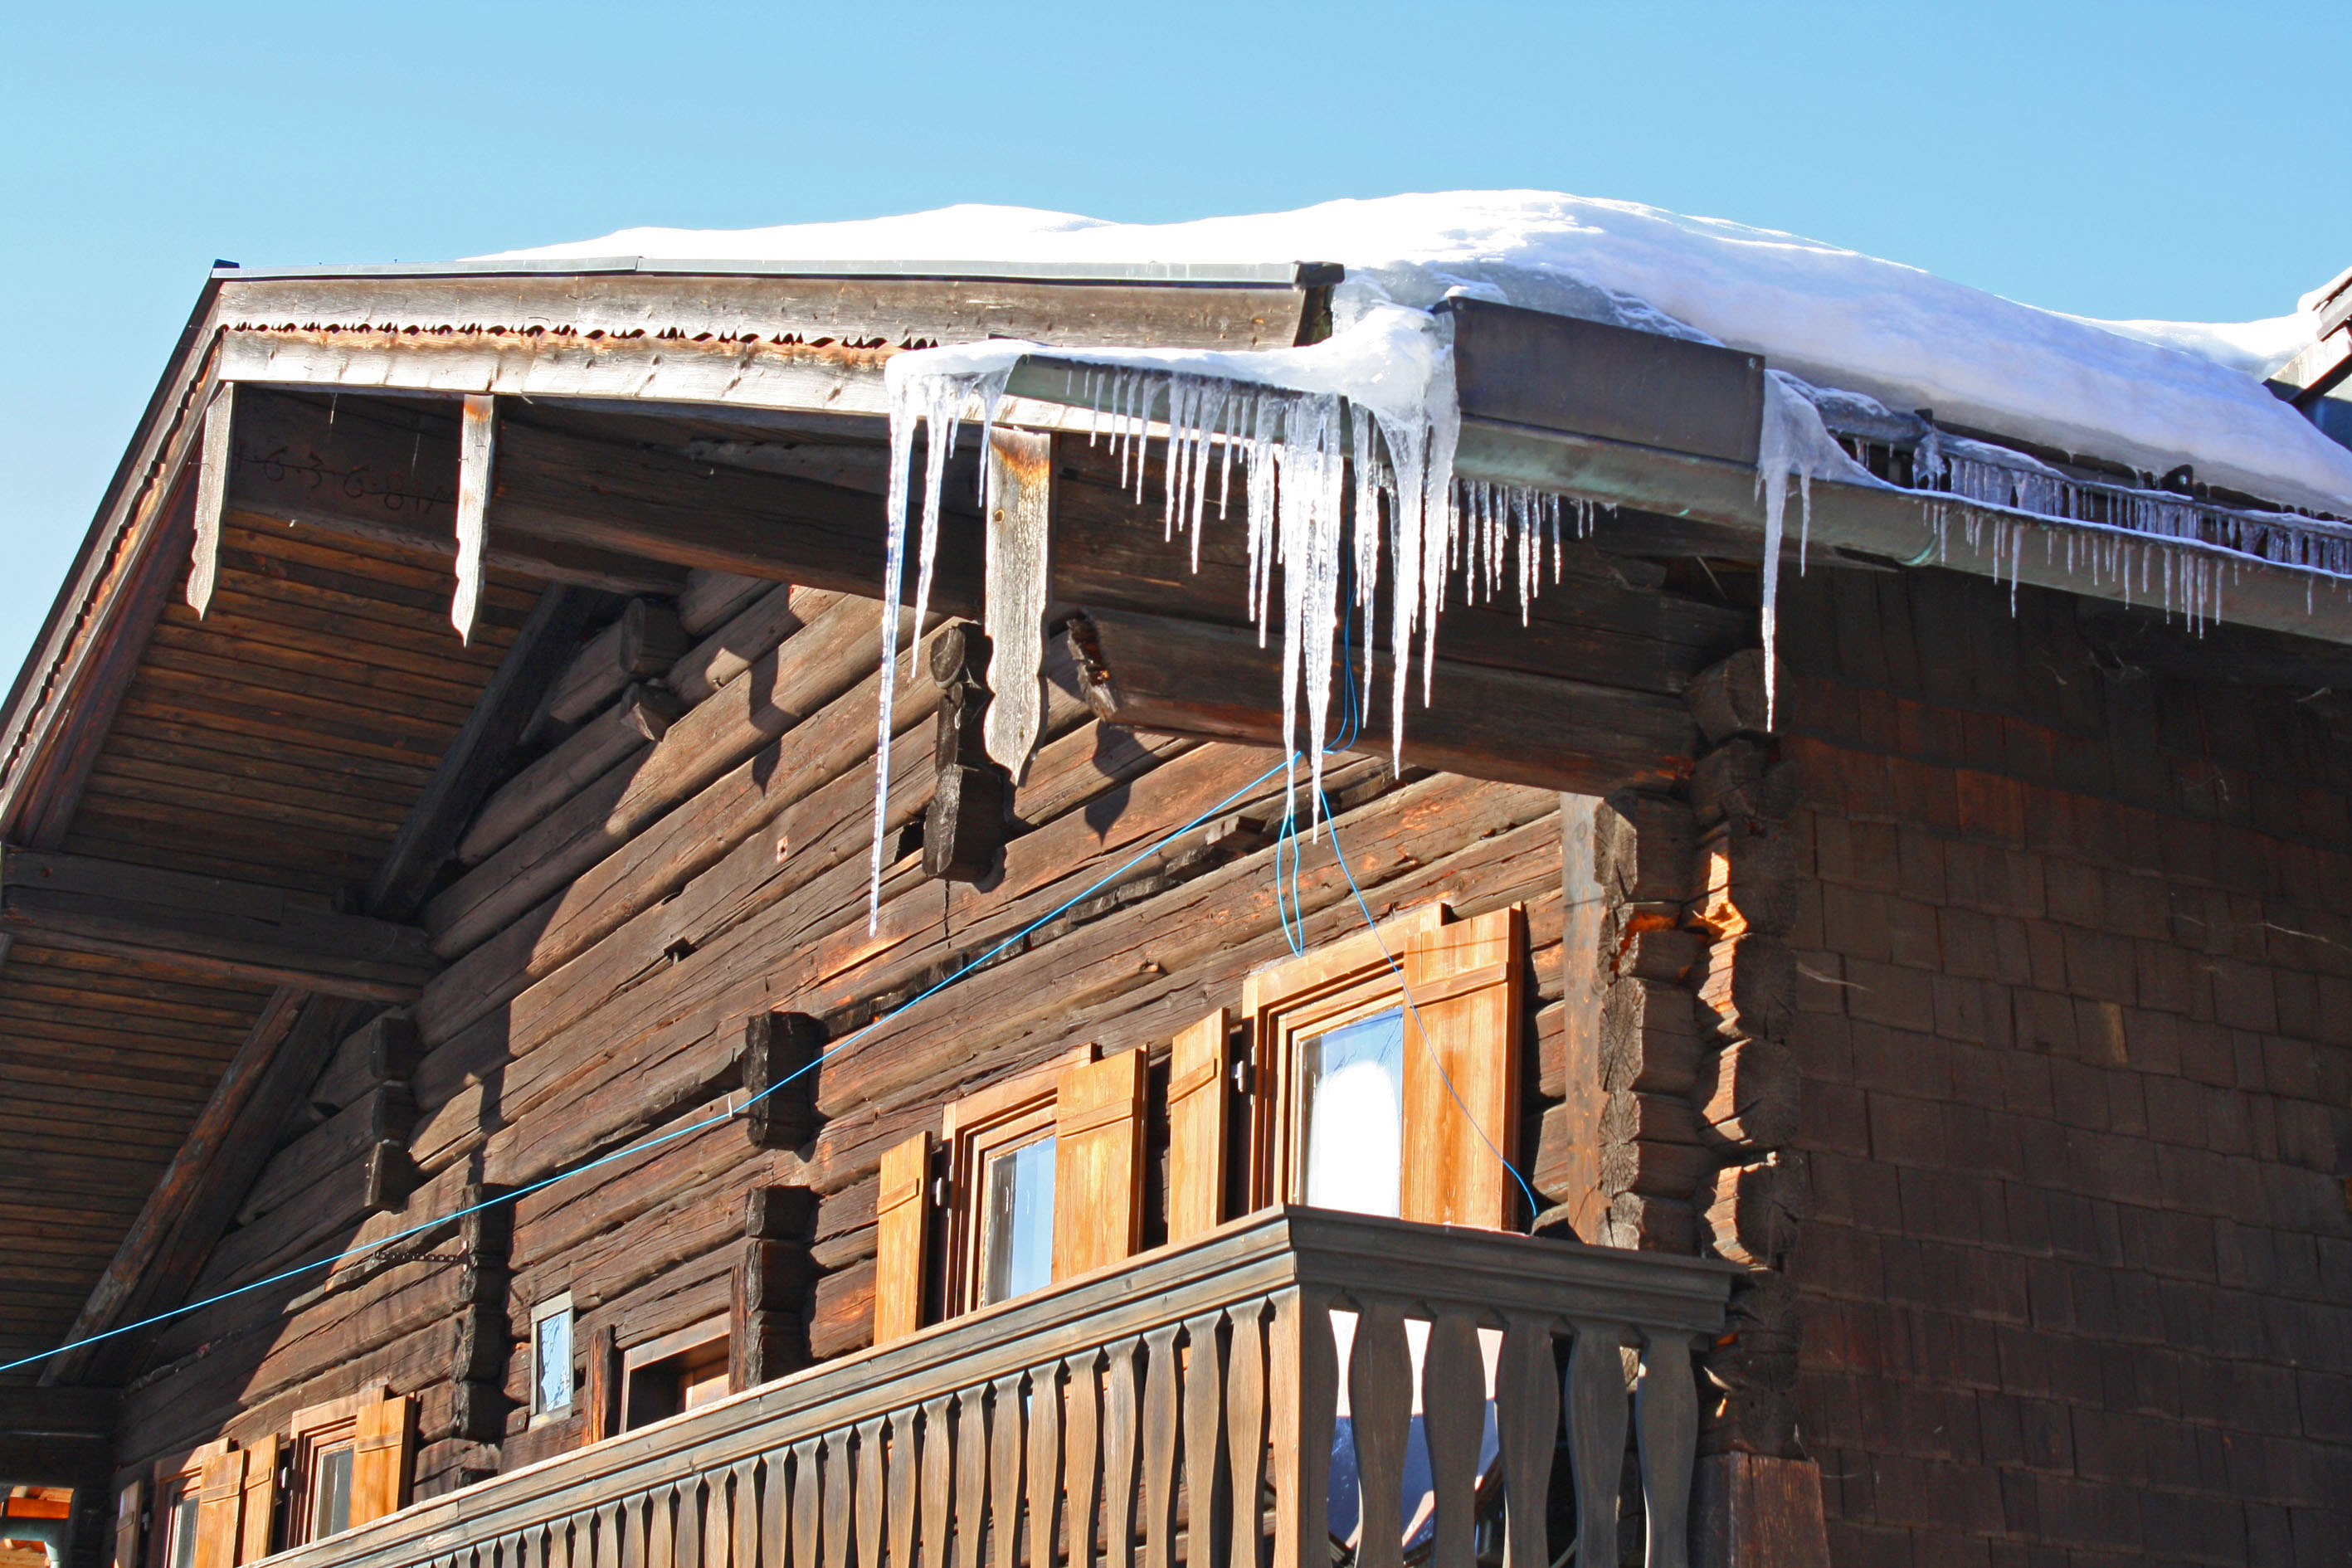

[1001,314,2352,648]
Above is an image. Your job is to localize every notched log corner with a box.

[740,1011,824,1150]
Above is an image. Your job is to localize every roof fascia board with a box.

[217,257,1344,288]
[0,276,227,828]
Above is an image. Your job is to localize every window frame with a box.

[1243,904,1445,1214]
[144,1444,223,1568]
[285,1390,379,1547]
[1243,902,1526,1231]
[528,1291,576,1428]
[620,1315,731,1431]
[939,1050,1080,1316]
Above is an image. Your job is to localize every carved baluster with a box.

[1064,1352,1103,1568]
[1141,1326,1182,1568]
[612,1496,640,1568]
[1420,1310,1483,1568]
[651,1488,679,1568]
[1494,1315,1558,1568]
[711,1472,736,1568]
[794,1439,825,1568]
[1025,1361,1064,1568]
[631,1493,660,1568]
[825,1433,856,1568]
[675,1478,704,1568]
[991,1375,1026,1568]
[733,1459,762,1568]
[888,1412,921,1568]
[1180,1312,1226,1568]
[1100,1337,1143,1568]
[1348,1299,1413,1568]
[957,1390,992,1568]
[763,1451,793,1568]
[1268,1288,1337,1568]
[1566,1322,1630,1568]
[920,1399,955,1568]
[857,1418,888,1568]
[1223,1300,1269,1568]
[1635,1332,1699,1568]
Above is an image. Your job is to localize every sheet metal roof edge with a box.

[211,256,1346,287]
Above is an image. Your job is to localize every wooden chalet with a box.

[0,245,2347,1568]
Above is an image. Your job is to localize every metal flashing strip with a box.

[213,256,1345,288]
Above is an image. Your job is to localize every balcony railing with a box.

[271,1210,1735,1568]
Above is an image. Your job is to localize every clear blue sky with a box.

[3,1,2344,678]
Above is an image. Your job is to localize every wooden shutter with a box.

[191,1451,243,1568]
[112,1481,144,1568]
[1165,1009,1231,1243]
[1052,1049,1147,1280]
[347,1394,413,1529]
[873,1132,933,1346]
[236,1435,280,1564]
[1400,904,1526,1230]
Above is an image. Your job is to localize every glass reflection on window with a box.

[981,1134,1056,1304]
[313,1446,354,1538]
[170,1493,199,1568]
[536,1307,573,1414]
[1300,1009,1405,1216]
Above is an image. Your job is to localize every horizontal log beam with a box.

[225,388,687,596]
[0,849,436,1001]
[489,415,986,611]
[0,1385,118,1435]
[1067,606,1697,796]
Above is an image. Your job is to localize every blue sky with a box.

[2,0,2344,677]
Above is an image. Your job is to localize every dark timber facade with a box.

[0,257,2344,1568]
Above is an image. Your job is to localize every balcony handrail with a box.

[262,1208,1736,1568]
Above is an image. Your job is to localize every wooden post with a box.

[187,382,233,616]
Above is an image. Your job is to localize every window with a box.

[530,1293,575,1425]
[287,1396,360,1545]
[1298,1007,1407,1216]
[941,1052,1070,1317]
[285,1390,411,1546]
[980,1132,1055,1303]
[144,1444,219,1568]
[873,1044,1150,1345]
[621,1317,730,1430]
[1245,903,1525,1230]
[164,1488,198,1568]
[141,1438,278,1568]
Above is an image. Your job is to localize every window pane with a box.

[1300,1009,1405,1216]
[315,1446,354,1538]
[536,1308,574,1414]
[171,1496,198,1568]
[981,1134,1057,1304]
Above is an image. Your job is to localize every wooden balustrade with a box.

[267,1211,1732,1568]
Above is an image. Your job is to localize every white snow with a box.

[494,191,2352,516]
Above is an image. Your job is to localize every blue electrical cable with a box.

[0,752,1298,1376]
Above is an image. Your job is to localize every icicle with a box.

[1755,373,1864,727]
[874,354,1014,931]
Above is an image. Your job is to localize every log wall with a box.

[108,571,1577,1501]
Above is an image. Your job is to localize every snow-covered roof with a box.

[494,191,2352,518]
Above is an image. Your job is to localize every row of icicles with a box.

[867,362,2335,930]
